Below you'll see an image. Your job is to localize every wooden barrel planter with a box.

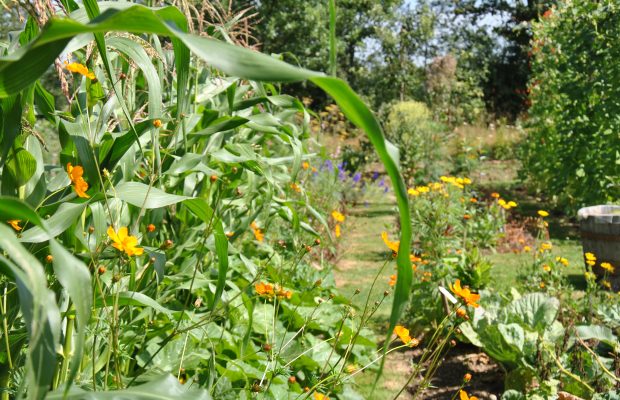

[578,205,620,290]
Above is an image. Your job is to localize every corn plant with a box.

[0,1,415,398]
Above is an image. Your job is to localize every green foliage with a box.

[405,176,506,329]
[522,0,620,210]
[385,100,446,183]
[0,3,415,399]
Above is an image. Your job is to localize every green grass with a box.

[488,239,585,293]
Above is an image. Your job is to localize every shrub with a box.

[385,101,446,184]
[522,1,620,211]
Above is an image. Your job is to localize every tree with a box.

[431,0,555,120]
[251,0,408,105]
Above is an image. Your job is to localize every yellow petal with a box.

[117,227,129,242]
[107,226,119,243]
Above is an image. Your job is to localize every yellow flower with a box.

[491,192,500,198]
[537,210,549,217]
[381,231,399,254]
[601,262,615,273]
[462,177,472,185]
[498,199,506,206]
[331,210,345,222]
[153,119,163,128]
[107,226,144,256]
[556,256,569,266]
[251,221,264,242]
[449,279,480,308]
[407,188,419,196]
[64,62,96,80]
[507,201,517,208]
[334,224,341,238]
[539,282,545,289]
[417,186,430,193]
[543,264,551,272]
[290,182,301,193]
[66,163,90,198]
[460,390,479,400]
[7,220,21,231]
[601,280,611,289]
[585,252,597,261]
[540,242,552,251]
[302,161,310,170]
[313,393,329,400]
[523,245,531,252]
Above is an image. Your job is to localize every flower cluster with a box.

[67,163,90,198]
[497,198,517,210]
[254,281,292,300]
[331,210,345,238]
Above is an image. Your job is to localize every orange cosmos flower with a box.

[381,231,399,253]
[7,220,21,231]
[460,390,478,400]
[276,286,293,299]
[255,282,274,298]
[393,325,419,347]
[388,274,397,287]
[147,224,156,233]
[64,62,96,80]
[449,279,480,308]
[251,221,264,242]
[290,182,301,193]
[302,161,310,170]
[66,163,90,198]
[107,226,144,256]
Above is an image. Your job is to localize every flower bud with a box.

[45,255,54,263]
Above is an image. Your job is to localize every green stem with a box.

[59,314,75,384]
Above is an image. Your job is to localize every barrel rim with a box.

[578,204,620,223]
